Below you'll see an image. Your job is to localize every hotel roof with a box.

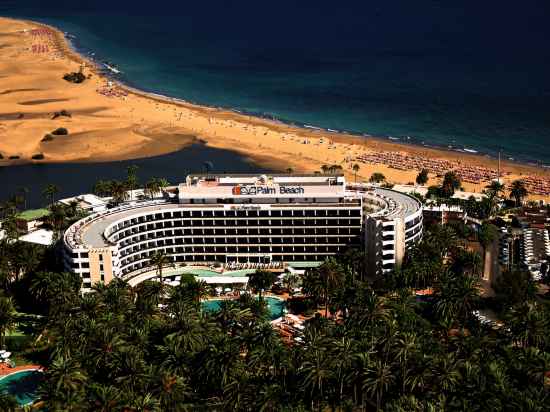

[179,174,347,200]
[64,178,421,250]
[375,188,422,220]
[187,173,344,178]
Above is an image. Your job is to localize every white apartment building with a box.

[63,174,422,289]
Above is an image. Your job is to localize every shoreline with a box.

[62,27,547,169]
[1,16,549,199]
[53,16,546,169]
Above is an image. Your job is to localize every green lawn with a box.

[16,208,50,221]
[5,313,43,353]
[3,313,48,367]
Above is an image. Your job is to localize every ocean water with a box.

[1,0,550,164]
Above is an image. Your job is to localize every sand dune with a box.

[0,88,43,95]
[18,98,71,105]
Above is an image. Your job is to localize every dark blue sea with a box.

[1,0,550,205]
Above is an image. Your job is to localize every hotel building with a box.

[63,174,422,289]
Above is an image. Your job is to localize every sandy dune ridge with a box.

[0,17,549,200]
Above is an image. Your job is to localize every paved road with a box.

[481,238,500,297]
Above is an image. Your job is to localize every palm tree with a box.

[451,249,482,277]
[430,353,461,393]
[484,180,505,216]
[425,224,458,260]
[331,336,355,405]
[43,183,60,207]
[369,172,386,184]
[144,178,161,200]
[109,180,129,205]
[441,171,461,197]
[176,276,210,305]
[317,258,345,318]
[9,242,43,281]
[363,360,395,411]
[149,251,169,286]
[282,273,300,295]
[0,296,16,349]
[0,394,19,412]
[509,180,528,206]
[393,333,418,393]
[18,186,29,210]
[135,280,165,316]
[320,165,329,174]
[302,270,325,308]
[48,203,68,240]
[331,164,344,174]
[157,178,170,195]
[40,356,88,407]
[301,331,330,411]
[286,167,294,174]
[352,163,360,183]
[485,180,505,199]
[88,384,121,412]
[30,271,81,316]
[93,180,114,197]
[434,271,480,326]
[505,302,548,349]
[126,165,139,200]
[247,270,277,302]
[157,373,193,411]
[415,169,429,186]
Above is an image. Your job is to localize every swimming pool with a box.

[0,369,43,406]
[203,297,285,320]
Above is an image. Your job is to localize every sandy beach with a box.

[1,17,549,200]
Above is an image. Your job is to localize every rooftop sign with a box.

[232,185,305,196]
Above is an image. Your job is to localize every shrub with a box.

[32,153,45,160]
[287,296,316,314]
[63,72,86,83]
[0,153,3,159]
[51,110,72,119]
[51,127,68,136]
[6,335,33,352]
[41,134,55,142]
[8,155,20,160]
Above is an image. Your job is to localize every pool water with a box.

[0,370,43,406]
[203,297,285,320]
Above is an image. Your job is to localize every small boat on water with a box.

[463,148,478,153]
[103,62,122,74]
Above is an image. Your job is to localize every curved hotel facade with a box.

[63,175,422,289]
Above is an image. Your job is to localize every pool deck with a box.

[0,365,42,377]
